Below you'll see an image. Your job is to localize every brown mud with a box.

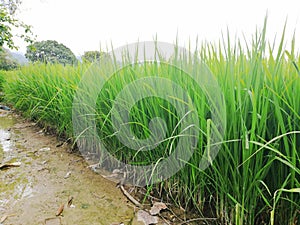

[0,109,209,225]
[0,110,137,225]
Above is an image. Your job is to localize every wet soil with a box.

[0,110,137,225]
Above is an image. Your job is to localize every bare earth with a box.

[0,110,138,225]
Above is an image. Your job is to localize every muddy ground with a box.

[0,109,210,225]
[0,110,143,225]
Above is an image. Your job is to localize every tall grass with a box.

[3,21,300,224]
[3,64,84,136]
[0,73,4,91]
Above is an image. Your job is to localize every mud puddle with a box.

[0,110,137,225]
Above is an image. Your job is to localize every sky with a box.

[14,0,300,56]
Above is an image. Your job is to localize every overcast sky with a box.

[15,0,300,56]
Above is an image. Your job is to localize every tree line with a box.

[0,0,106,70]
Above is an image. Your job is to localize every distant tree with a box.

[0,46,18,70]
[25,40,77,65]
[82,50,107,63]
[0,0,34,50]
[1,0,20,14]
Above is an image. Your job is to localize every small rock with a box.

[64,171,71,179]
[137,210,158,225]
[39,147,50,152]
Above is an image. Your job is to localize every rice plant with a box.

[0,73,4,91]
[3,63,84,136]
[3,19,300,224]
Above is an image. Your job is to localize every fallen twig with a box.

[0,214,17,223]
[44,217,61,225]
[119,185,142,208]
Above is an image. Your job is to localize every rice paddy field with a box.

[1,24,299,224]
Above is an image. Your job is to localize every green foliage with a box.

[1,0,21,15]
[3,63,83,134]
[0,0,34,50]
[25,40,77,65]
[0,46,18,70]
[3,23,300,224]
[0,71,4,91]
[81,50,106,63]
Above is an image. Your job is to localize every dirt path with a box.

[0,110,138,225]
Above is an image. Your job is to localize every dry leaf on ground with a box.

[137,210,158,225]
[67,196,73,207]
[55,204,64,216]
[150,202,167,215]
[0,162,21,170]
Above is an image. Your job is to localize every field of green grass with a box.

[1,24,299,224]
